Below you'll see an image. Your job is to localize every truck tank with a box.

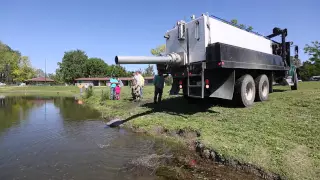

[114,13,298,107]
[115,14,273,66]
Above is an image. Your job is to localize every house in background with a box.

[26,77,55,85]
[74,77,109,87]
[74,77,154,87]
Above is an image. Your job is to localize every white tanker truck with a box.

[115,13,299,107]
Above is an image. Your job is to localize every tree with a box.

[304,41,320,63]
[54,68,64,84]
[47,73,55,80]
[230,19,238,26]
[35,69,45,77]
[143,64,154,76]
[299,41,320,80]
[58,50,88,84]
[151,44,166,56]
[150,44,166,74]
[299,61,317,80]
[230,19,253,31]
[0,41,21,83]
[12,56,36,82]
[107,65,130,77]
[247,26,253,31]
[239,24,246,29]
[84,58,108,77]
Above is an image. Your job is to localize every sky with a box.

[1,0,319,74]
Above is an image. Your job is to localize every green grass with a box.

[0,85,79,97]
[1,83,320,179]
[85,82,320,180]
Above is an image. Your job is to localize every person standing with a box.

[137,71,145,98]
[118,78,124,87]
[109,75,118,100]
[153,70,165,104]
[115,84,121,100]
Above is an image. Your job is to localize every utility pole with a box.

[45,59,47,84]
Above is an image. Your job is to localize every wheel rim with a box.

[262,81,268,97]
[245,82,254,101]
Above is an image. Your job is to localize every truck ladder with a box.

[187,62,206,98]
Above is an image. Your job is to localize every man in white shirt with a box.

[137,71,145,98]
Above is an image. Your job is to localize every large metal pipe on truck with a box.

[115,52,185,65]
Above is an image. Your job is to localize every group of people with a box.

[109,75,123,100]
[108,69,169,104]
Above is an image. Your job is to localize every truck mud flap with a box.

[209,70,235,100]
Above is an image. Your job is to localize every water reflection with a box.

[0,96,160,180]
[0,96,101,134]
[0,96,35,132]
[53,97,101,121]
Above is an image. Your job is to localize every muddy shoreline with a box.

[105,117,284,180]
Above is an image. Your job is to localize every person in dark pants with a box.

[109,75,118,100]
[153,70,166,104]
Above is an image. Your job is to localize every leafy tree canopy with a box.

[85,58,108,77]
[58,49,88,84]
[151,44,166,56]
[143,64,154,77]
[299,41,320,80]
[304,41,320,63]
[0,41,35,83]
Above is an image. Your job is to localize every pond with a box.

[0,96,165,180]
[0,96,263,180]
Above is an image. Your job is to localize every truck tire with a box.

[255,74,269,101]
[234,74,256,107]
[269,73,273,93]
[291,71,298,90]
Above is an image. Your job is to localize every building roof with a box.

[75,76,154,81]
[27,77,54,82]
[75,77,109,81]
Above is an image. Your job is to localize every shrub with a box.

[100,90,108,104]
[85,85,93,98]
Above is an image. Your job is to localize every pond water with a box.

[0,96,161,180]
[0,96,263,180]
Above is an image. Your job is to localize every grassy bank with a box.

[0,86,78,97]
[1,83,319,179]
[84,82,320,180]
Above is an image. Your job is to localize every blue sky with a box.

[1,0,319,73]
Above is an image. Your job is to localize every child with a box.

[115,84,121,100]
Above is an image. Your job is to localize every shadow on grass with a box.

[141,97,221,115]
[272,89,288,92]
[106,96,226,127]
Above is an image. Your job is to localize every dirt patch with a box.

[120,136,265,180]
[135,127,283,180]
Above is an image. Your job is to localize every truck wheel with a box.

[234,74,256,107]
[291,71,298,90]
[269,73,273,93]
[255,74,269,101]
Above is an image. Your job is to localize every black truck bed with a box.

[206,42,288,71]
